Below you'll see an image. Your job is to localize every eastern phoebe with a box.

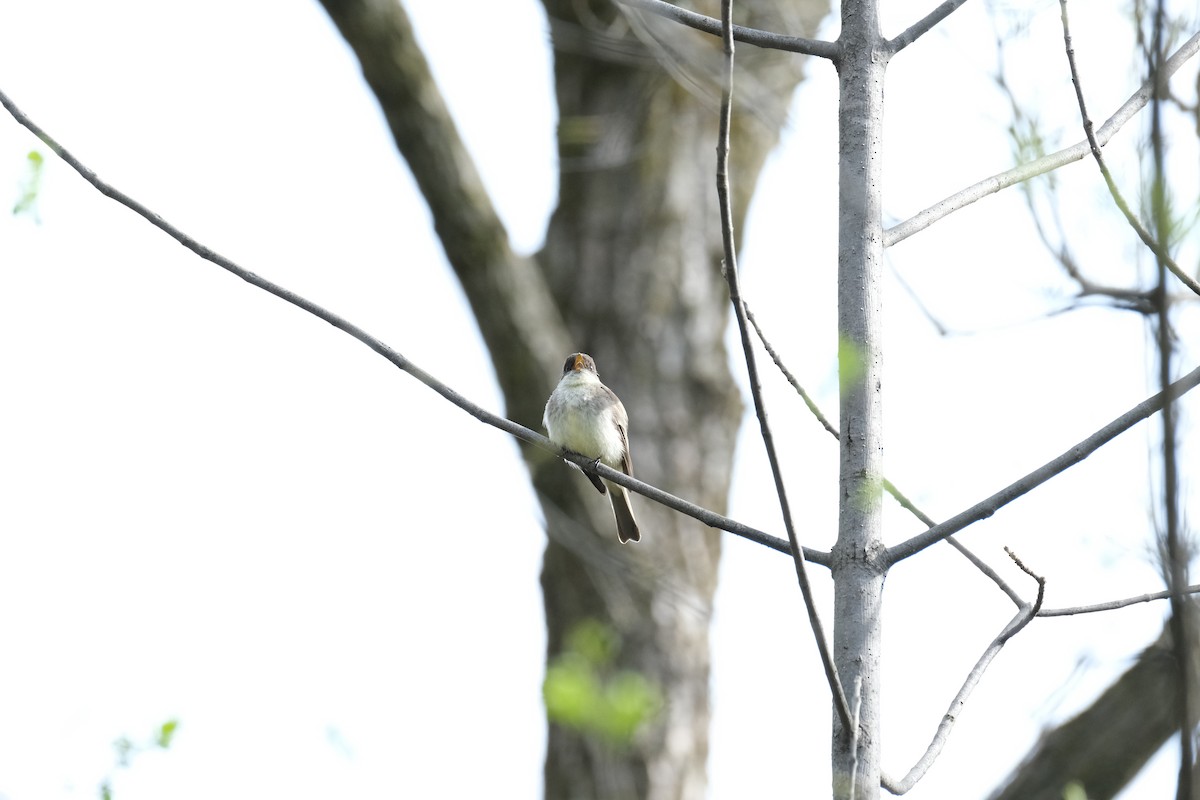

[543,353,641,544]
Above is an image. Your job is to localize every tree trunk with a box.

[831,0,888,795]
[535,3,820,796]
[317,0,824,796]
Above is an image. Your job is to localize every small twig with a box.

[745,306,838,437]
[715,0,852,733]
[1001,547,1047,641]
[746,304,1024,607]
[883,552,1043,794]
[884,30,1200,247]
[886,0,972,55]
[1039,583,1200,617]
[888,263,952,335]
[1059,0,1200,297]
[1024,174,1157,312]
[886,362,1200,564]
[0,85,826,565]
[615,0,839,59]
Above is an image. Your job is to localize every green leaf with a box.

[1062,780,1089,800]
[564,618,619,667]
[838,335,865,396]
[543,656,600,728]
[13,149,45,218]
[156,718,179,749]
[544,620,663,747]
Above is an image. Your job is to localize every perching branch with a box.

[715,0,853,732]
[884,29,1200,248]
[615,0,839,58]
[1058,0,1200,297]
[886,362,1200,564]
[0,85,824,566]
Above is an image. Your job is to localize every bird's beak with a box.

[573,354,586,371]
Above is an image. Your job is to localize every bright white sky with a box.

[0,1,1196,798]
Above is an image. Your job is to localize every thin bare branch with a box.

[884,553,1043,795]
[886,0,972,55]
[747,305,1024,606]
[715,0,852,731]
[745,306,838,436]
[1040,584,1200,617]
[886,362,1200,564]
[0,85,823,566]
[615,0,839,58]
[884,29,1200,248]
[1059,0,1200,297]
[884,609,1035,793]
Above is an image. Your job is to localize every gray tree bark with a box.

[831,0,887,794]
[317,0,824,797]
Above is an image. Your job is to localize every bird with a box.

[543,353,641,544]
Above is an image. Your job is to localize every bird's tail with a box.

[609,485,640,544]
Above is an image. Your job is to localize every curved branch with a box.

[886,362,1200,564]
[884,552,1044,795]
[884,29,1200,247]
[616,0,839,58]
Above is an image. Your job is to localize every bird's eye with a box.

[563,356,575,373]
